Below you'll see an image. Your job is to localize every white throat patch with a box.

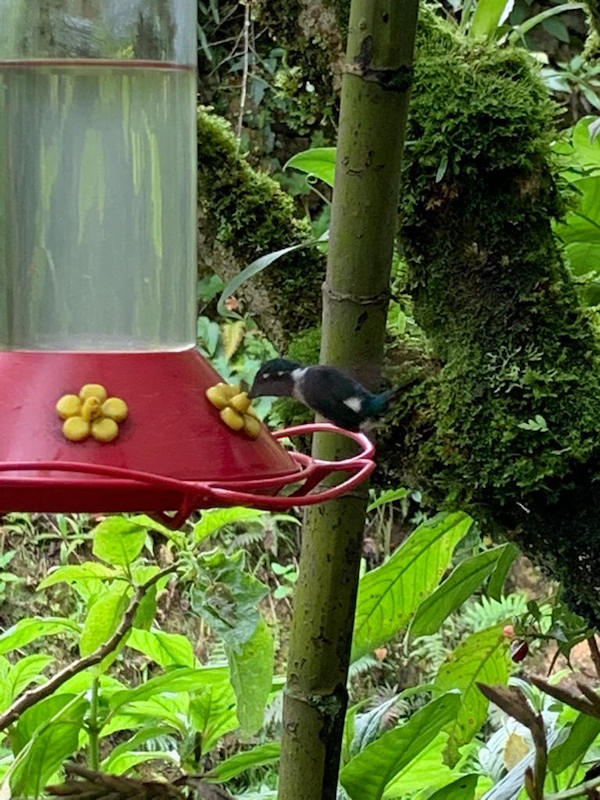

[290,367,308,402]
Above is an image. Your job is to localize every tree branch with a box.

[0,565,177,733]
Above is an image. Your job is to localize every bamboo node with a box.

[322,282,390,306]
[343,62,413,91]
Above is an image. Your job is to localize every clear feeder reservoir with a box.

[0,0,197,350]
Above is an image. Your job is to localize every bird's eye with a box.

[276,371,285,377]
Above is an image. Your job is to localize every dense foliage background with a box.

[5,0,600,797]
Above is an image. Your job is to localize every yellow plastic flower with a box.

[56,384,128,443]
[205,383,261,438]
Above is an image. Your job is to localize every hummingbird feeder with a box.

[0,0,375,528]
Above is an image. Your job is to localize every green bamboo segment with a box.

[277,1,420,798]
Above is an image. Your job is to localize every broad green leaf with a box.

[194,508,266,544]
[37,562,121,590]
[6,654,54,705]
[340,693,461,800]
[103,750,177,774]
[469,0,512,38]
[410,546,507,637]
[11,694,80,753]
[0,617,80,654]
[190,550,268,648]
[285,147,336,187]
[488,543,519,600]
[548,713,600,773]
[189,679,239,755]
[129,514,186,547]
[367,488,409,513]
[427,774,478,800]
[434,625,510,764]
[10,695,86,797]
[571,116,600,169]
[80,586,129,656]
[205,742,280,782]
[227,619,274,736]
[352,512,472,661]
[127,629,195,668]
[103,699,188,738]
[109,666,230,713]
[382,733,455,798]
[92,517,148,567]
[102,726,168,772]
[132,582,157,630]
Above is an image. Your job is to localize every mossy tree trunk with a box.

[277,2,419,798]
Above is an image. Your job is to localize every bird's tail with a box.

[373,374,423,414]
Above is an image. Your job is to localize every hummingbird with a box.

[248,358,407,431]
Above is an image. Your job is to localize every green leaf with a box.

[190,550,268,648]
[352,512,472,661]
[189,678,239,755]
[127,629,196,668]
[205,742,281,782]
[102,726,173,772]
[6,654,54,705]
[194,508,266,544]
[434,625,510,764]
[488,543,519,600]
[109,666,230,713]
[217,234,327,318]
[103,750,177,775]
[37,562,121,590]
[427,774,478,800]
[10,695,87,797]
[469,0,511,38]
[382,733,456,798]
[129,514,186,547]
[92,517,148,567]
[227,619,274,736]
[285,147,336,186]
[410,546,508,637]
[548,713,600,773]
[340,693,461,800]
[0,617,80,654]
[367,488,409,513]
[80,586,129,656]
[222,320,246,361]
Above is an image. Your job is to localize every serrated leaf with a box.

[194,508,266,544]
[434,625,510,764]
[127,629,195,668]
[37,562,120,591]
[352,512,472,661]
[427,774,478,800]
[190,551,268,648]
[92,517,148,567]
[222,320,246,361]
[488,543,519,600]
[285,147,336,186]
[548,713,600,773]
[80,586,129,656]
[410,546,507,637]
[340,693,461,800]
[228,619,274,736]
[205,742,280,782]
[0,617,80,654]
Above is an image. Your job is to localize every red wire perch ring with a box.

[0,423,375,528]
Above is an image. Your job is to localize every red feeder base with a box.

[0,349,375,527]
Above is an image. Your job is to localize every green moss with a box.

[398,8,600,622]
[197,110,324,341]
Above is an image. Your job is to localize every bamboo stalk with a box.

[277,2,419,798]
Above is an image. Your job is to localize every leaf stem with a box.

[88,677,100,770]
